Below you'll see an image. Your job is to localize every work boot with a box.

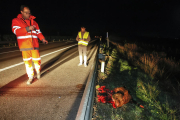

[37,72,41,79]
[27,77,33,85]
[78,63,82,66]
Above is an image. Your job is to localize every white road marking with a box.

[0,44,77,72]
[41,44,77,57]
[0,62,24,72]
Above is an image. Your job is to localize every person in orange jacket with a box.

[12,5,48,85]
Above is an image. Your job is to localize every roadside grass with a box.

[93,42,179,120]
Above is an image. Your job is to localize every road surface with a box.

[0,40,98,120]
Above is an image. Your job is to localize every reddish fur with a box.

[112,87,132,108]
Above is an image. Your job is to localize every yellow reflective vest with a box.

[78,32,89,46]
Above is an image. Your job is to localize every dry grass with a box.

[110,41,180,95]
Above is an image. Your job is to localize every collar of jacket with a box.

[17,14,36,20]
[80,30,87,33]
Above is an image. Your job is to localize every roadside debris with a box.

[96,85,144,109]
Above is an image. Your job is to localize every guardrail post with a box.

[107,38,109,48]
[15,43,16,46]
[59,39,60,41]
[106,32,109,57]
[101,61,105,72]
[106,32,109,47]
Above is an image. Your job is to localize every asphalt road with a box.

[0,40,98,120]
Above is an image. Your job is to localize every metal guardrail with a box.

[0,41,17,44]
[0,34,74,45]
[0,41,18,47]
[0,39,75,44]
[76,45,99,120]
[0,39,76,48]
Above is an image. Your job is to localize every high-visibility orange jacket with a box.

[12,14,45,51]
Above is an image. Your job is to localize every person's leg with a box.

[83,46,87,67]
[78,45,83,66]
[22,50,33,84]
[32,50,41,79]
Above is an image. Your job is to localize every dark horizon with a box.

[1,0,180,38]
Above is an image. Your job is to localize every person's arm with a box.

[12,19,28,35]
[76,33,79,41]
[34,21,48,44]
[12,18,35,36]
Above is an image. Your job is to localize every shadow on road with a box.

[40,45,78,77]
[0,74,28,94]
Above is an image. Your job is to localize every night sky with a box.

[1,0,180,38]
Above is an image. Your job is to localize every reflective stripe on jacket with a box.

[12,14,45,51]
[78,32,89,46]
